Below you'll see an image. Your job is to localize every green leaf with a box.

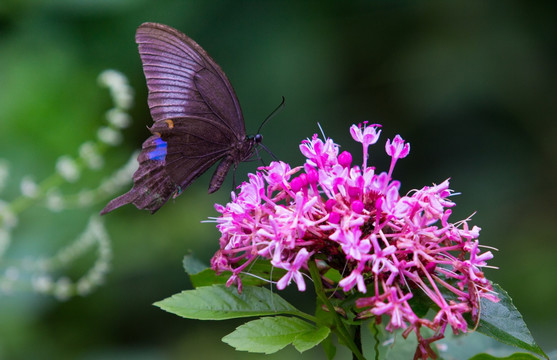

[222,316,326,354]
[363,325,420,360]
[183,255,287,288]
[407,285,436,318]
[155,284,302,320]
[292,325,330,352]
[235,261,288,285]
[468,353,540,360]
[183,254,208,275]
[321,334,337,360]
[189,268,228,287]
[323,267,342,283]
[438,330,540,360]
[477,283,548,359]
[182,254,230,288]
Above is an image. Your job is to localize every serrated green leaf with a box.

[184,255,288,288]
[222,316,318,354]
[293,325,330,352]
[189,268,228,287]
[468,352,540,360]
[155,285,302,320]
[477,283,548,359]
[183,254,227,288]
[438,330,535,359]
[188,268,289,288]
[236,261,288,286]
[182,254,208,275]
[368,326,420,360]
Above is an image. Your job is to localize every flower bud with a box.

[338,151,352,168]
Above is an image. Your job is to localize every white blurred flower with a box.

[106,108,131,129]
[98,69,134,110]
[97,126,122,146]
[20,176,39,198]
[56,156,80,183]
[45,190,64,212]
[0,159,9,193]
[79,141,104,170]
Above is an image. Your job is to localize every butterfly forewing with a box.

[135,23,246,136]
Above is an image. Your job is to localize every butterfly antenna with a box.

[252,97,283,162]
[257,96,285,134]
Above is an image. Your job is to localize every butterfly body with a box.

[101,23,258,215]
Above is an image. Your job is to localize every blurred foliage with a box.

[0,0,556,359]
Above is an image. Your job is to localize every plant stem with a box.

[354,324,362,360]
[308,260,365,360]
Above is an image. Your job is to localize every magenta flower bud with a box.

[306,168,319,184]
[298,173,308,186]
[290,176,304,192]
[424,261,437,274]
[338,151,352,168]
[329,211,341,224]
[351,200,364,213]
[325,198,337,212]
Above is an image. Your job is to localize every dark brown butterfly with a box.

[101,22,261,215]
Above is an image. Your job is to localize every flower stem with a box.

[308,260,365,360]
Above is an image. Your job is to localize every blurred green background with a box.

[1,0,556,358]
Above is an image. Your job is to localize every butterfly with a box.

[101,22,262,215]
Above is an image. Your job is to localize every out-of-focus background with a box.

[1,1,555,358]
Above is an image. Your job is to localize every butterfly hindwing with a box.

[100,134,178,214]
[152,116,235,193]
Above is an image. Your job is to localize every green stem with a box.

[354,324,362,360]
[8,173,65,215]
[4,143,103,223]
[285,310,320,325]
[308,260,365,360]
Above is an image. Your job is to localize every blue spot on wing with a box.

[149,137,167,161]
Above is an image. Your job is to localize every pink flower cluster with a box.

[211,123,497,358]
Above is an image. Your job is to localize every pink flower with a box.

[385,134,410,160]
[369,234,398,284]
[369,288,415,331]
[385,134,410,181]
[299,134,338,168]
[338,228,372,262]
[339,261,367,293]
[350,122,381,169]
[263,161,293,189]
[276,248,311,291]
[350,122,382,146]
[210,123,497,355]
